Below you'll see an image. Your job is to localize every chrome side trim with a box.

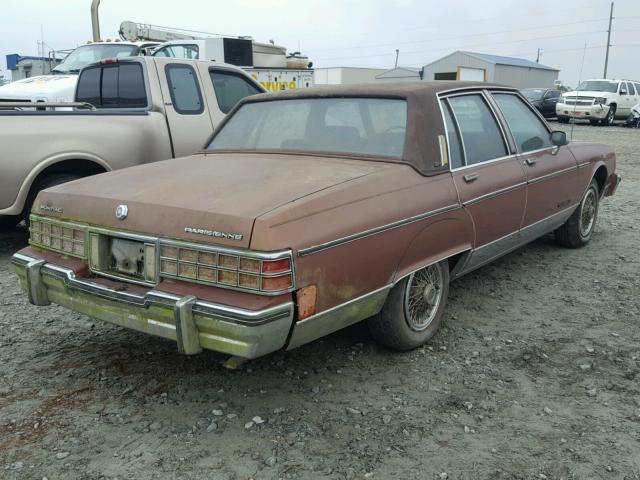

[464,182,527,206]
[577,161,591,169]
[297,204,461,257]
[528,165,577,185]
[286,284,393,350]
[450,153,517,172]
[455,204,577,277]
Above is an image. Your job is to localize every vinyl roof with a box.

[214,81,517,176]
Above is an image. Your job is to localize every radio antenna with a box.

[570,42,588,141]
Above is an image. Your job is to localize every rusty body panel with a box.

[12,81,620,359]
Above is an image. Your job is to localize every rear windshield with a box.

[207,97,407,158]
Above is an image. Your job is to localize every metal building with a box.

[5,54,62,81]
[421,51,559,88]
[314,67,387,85]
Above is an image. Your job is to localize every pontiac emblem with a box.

[39,205,63,214]
[115,205,128,220]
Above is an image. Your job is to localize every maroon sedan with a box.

[13,82,620,359]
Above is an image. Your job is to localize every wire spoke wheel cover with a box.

[404,263,444,331]
[580,188,597,237]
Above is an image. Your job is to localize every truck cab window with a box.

[76,63,146,108]
[210,70,262,113]
[166,64,204,114]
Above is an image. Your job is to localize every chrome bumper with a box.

[11,253,294,359]
[556,103,609,119]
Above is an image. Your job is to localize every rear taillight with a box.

[159,242,294,294]
[262,274,293,292]
[262,258,291,274]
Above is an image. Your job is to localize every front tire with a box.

[368,260,450,351]
[603,105,616,126]
[555,179,599,248]
[557,116,570,124]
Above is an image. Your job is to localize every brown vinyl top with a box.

[207,81,517,175]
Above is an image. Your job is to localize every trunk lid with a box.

[37,153,391,248]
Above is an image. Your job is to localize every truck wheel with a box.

[368,260,450,351]
[0,215,21,229]
[604,105,616,126]
[589,119,601,126]
[23,174,83,226]
[557,116,570,124]
[555,179,599,248]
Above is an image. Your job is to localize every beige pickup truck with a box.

[0,56,264,228]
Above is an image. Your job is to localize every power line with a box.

[307,19,606,53]
[314,30,607,61]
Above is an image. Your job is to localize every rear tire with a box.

[589,119,601,126]
[555,179,599,248]
[558,116,570,124]
[23,174,83,226]
[368,260,450,351]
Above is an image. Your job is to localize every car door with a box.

[491,92,580,233]
[543,90,560,116]
[441,92,527,273]
[618,82,633,117]
[155,59,216,157]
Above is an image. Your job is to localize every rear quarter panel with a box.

[567,142,616,194]
[252,165,471,313]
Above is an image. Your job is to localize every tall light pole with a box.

[603,1,614,78]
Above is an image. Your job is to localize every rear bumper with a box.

[11,252,294,359]
[556,103,610,120]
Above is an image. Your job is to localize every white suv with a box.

[556,79,640,126]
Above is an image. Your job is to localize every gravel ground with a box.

[1,122,639,480]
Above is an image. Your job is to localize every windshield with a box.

[208,97,407,159]
[576,80,619,93]
[521,88,545,101]
[53,44,139,74]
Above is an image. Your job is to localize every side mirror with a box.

[550,130,568,146]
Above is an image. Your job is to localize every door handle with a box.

[463,173,479,183]
[525,158,537,166]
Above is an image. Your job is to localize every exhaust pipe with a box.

[91,0,101,42]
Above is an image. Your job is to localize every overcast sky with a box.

[1,0,639,87]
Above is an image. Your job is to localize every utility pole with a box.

[536,48,541,63]
[604,1,614,78]
[394,49,399,68]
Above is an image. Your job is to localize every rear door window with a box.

[165,64,204,114]
[447,94,507,165]
[209,70,262,113]
[492,93,552,153]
